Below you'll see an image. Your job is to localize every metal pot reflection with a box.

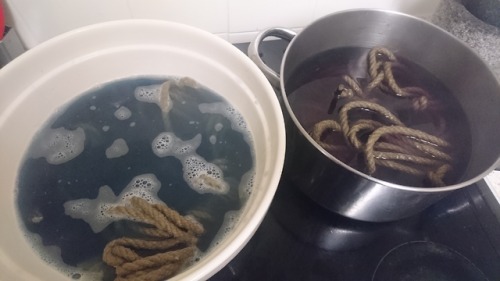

[270,180,419,251]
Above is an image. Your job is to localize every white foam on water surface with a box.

[198,102,248,135]
[238,169,255,203]
[182,155,229,194]
[23,233,87,280]
[63,174,163,233]
[198,102,254,157]
[152,132,201,158]
[214,123,223,132]
[134,82,172,113]
[105,138,129,159]
[114,106,132,120]
[30,127,86,165]
[209,135,217,145]
[152,132,229,194]
[186,209,243,271]
[207,210,241,250]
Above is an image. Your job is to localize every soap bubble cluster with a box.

[198,102,254,155]
[114,106,132,120]
[134,84,162,104]
[63,174,163,233]
[119,174,162,205]
[134,83,172,112]
[30,127,86,165]
[152,133,201,158]
[152,132,229,194]
[198,102,248,134]
[152,132,174,157]
[172,135,202,156]
[208,210,240,248]
[183,155,229,194]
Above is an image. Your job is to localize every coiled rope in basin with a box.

[102,197,204,281]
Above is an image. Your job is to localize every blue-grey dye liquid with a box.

[16,76,254,278]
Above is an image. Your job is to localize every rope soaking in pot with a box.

[309,47,452,187]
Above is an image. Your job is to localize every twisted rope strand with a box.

[308,46,453,186]
[372,151,444,166]
[103,197,204,281]
[347,120,385,149]
[339,100,404,138]
[366,47,430,110]
[428,164,452,187]
[342,75,364,97]
[364,125,450,175]
[309,119,343,152]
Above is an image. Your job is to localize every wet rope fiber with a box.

[102,197,204,281]
[309,47,452,186]
[366,47,430,111]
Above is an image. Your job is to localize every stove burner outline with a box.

[371,240,489,281]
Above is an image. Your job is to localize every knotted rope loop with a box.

[366,47,430,111]
[308,46,453,186]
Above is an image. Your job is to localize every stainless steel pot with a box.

[248,9,500,222]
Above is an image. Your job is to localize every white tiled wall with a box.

[4,0,441,49]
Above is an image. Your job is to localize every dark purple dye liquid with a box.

[286,47,471,187]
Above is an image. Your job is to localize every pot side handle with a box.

[248,27,296,88]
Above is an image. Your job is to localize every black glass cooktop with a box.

[208,40,500,281]
[211,178,500,280]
